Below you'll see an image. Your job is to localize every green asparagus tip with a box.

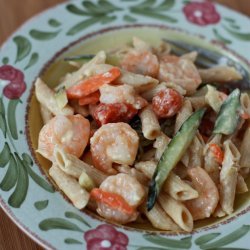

[147,179,158,211]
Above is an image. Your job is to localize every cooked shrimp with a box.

[90,123,139,174]
[185,167,219,220]
[121,50,159,78]
[158,55,201,94]
[93,173,145,224]
[99,84,147,110]
[37,114,90,161]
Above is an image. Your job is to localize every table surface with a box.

[0,0,250,249]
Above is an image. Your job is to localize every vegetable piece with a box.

[92,103,138,126]
[213,88,241,135]
[79,171,95,191]
[64,54,95,61]
[147,108,206,211]
[90,188,135,214]
[209,143,224,165]
[55,87,68,109]
[66,67,121,99]
[78,91,100,106]
[152,88,183,118]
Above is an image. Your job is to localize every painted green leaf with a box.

[223,17,236,23]
[0,154,18,191]
[2,57,9,65]
[98,0,122,11]
[101,15,116,24]
[130,9,177,23]
[22,153,33,166]
[213,28,232,44]
[24,52,39,70]
[34,200,49,210]
[154,0,175,11]
[195,233,221,245]
[132,0,157,9]
[8,153,29,208]
[0,114,7,138]
[0,97,5,116]
[65,211,91,228]
[82,1,104,14]
[23,160,54,193]
[13,36,32,63]
[200,225,250,249]
[29,29,60,41]
[39,218,84,232]
[64,238,82,245]
[229,23,240,30]
[66,4,90,16]
[67,17,100,36]
[48,19,61,27]
[143,234,192,249]
[0,143,11,167]
[223,25,250,41]
[123,15,137,23]
[7,99,19,140]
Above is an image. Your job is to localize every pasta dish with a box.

[35,37,248,232]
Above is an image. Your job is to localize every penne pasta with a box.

[139,105,161,140]
[163,173,199,201]
[53,146,107,186]
[49,164,89,209]
[56,51,106,90]
[203,134,222,184]
[181,51,198,62]
[143,203,180,231]
[35,78,74,116]
[236,174,248,194]
[220,140,240,214]
[119,69,159,92]
[240,93,250,117]
[153,132,171,161]
[205,85,224,113]
[158,193,193,232]
[240,127,250,168]
[175,99,192,133]
[135,160,157,179]
[40,104,53,124]
[198,66,242,83]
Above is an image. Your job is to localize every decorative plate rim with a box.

[1,1,250,249]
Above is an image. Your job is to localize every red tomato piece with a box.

[92,103,138,126]
[152,88,183,118]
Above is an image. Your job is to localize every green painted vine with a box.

[0,95,54,208]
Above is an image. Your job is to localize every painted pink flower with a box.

[84,224,129,250]
[0,65,26,99]
[0,65,24,83]
[183,1,221,26]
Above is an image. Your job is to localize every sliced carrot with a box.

[209,143,224,165]
[67,67,121,99]
[78,91,100,106]
[90,188,135,215]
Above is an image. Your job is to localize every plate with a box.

[1,0,250,249]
